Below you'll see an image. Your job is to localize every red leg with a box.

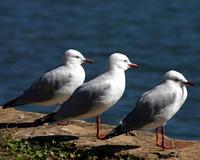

[96,116,100,138]
[161,126,165,149]
[96,116,105,139]
[157,126,173,149]
[156,128,159,146]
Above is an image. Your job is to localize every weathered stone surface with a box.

[0,108,200,159]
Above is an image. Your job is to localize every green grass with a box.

[0,139,143,160]
[1,138,93,160]
[4,139,78,160]
[0,129,142,160]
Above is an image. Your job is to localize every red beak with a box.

[128,63,139,68]
[83,58,94,63]
[184,81,195,86]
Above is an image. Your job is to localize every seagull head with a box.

[62,49,93,65]
[163,70,195,87]
[108,53,138,71]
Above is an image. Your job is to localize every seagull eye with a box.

[123,59,128,62]
[174,78,179,82]
[75,56,80,59]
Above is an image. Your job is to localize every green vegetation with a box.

[1,139,142,160]
[3,139,82,160]
[0,129,141,160]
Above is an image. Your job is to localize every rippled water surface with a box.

[0,0,200,140]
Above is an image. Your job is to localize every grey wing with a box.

[15,66,72,104]
[118,84,177,133]
[52,80,111,120]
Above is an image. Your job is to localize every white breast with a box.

[72,71,126,119]
[34,65,85,106]
[142,84,188,130]
[163,85,187,121]
[55,65,85,103]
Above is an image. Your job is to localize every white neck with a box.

[167,80,188,108]
[63,61,80,67]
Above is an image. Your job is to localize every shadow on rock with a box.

[27,135,79,143]
[81,144,140,159]
[0,122,37,129]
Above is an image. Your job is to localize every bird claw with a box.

[156,142,173,149]
[97,134,105,140]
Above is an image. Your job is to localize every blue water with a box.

[0,0,199,140]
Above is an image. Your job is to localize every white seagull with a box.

[102,70,195,149]
[2,49,93,110]
[34,53,138,139]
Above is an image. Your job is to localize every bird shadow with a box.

[0,122,37,129]
[81,144,140,159]
[24,136,139,159]
[89,144,140,153]
[26,135,79,143]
